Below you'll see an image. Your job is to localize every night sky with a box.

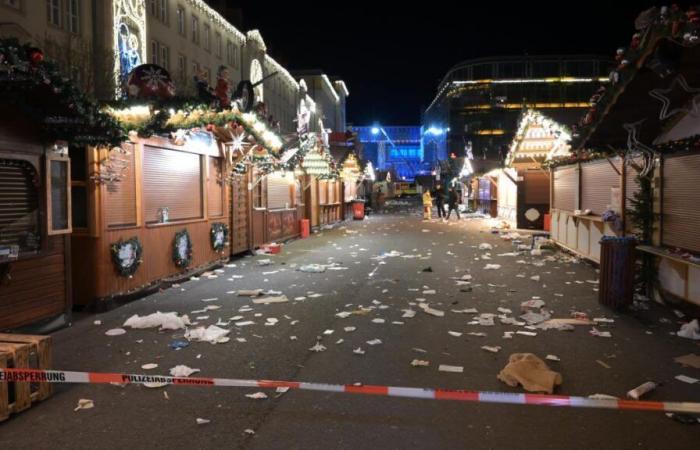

[235,1,678,126]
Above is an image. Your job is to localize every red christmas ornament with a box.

[126,64,176,99]
[206,123,215,132]
[28,48,44,65]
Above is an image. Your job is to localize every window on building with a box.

[149,0,156,16]
[178,54,186,81]
[160,45,169,70]
[159,0,167,23]
[0,159,40,259]
[226,41,234,66]
[3,0,22,10]
[46,0,61,27]
[66,0,79,33]
[151,40,158,64]
[177,6,185,35]
[215,33,222,58]
[191,15,199,44]
[203,24,210,51]
[192,61,198,78]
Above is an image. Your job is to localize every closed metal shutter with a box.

[662,153,700,253]
[581,158,621,215]
[105,143,137,227]
[553,166,577,212]
[524,171,550,204]
[207,157,224,217]
[0,160,39,252]
[267,174,290,209]
[498,171,517,209]
[143,146,202,223]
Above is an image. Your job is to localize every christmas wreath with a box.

[110,237,143,277]
[172,229,193,268]
[210,223,229,252]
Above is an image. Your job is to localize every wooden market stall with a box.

[300,146,342,228]
[0,38,124,329]
[553,6,700,305]
[249,168,302,248]
[70,132,232,306]
[340,153,362,220]
[498,110,571,230]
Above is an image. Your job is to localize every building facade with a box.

[353,126,424,181]
[423,55,611,172]
[0,0,347,134]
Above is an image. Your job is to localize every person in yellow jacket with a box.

[422,189,432,220]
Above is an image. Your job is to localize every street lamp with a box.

[371,127,380,135]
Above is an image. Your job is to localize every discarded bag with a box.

[497,353,563,394]
[123,312,190,331]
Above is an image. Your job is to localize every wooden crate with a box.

[0,334,53,422]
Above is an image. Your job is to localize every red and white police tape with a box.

[2,368,699,414]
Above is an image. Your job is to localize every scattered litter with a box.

[402,309,417,318]
[448,331,463,337]
[497,307,512,314]
[238,289,264,297]
[74,399,94,412]
[453,308,479,314]
[479,243,493,251]
[468,332,487,337]
[201,298,218,302]
[353,347,366,355]
[596,360,611,369]
[185,325,231,344]
[503,332,515,339]
[589,394,618,400]
[675,375,699,384]
[484,264,501,270]
[244,429,256,435]
[521,299,545,311]
[309,342,327,353]
[439,365,464,373]
[105,328,126,336]
[344,327,357,332]
[667,413,700,425]
[366,339,382,346]
[590,328,612,338]
[497,353,562,394]
[169,365,200,377]
[323,329,335,335]
[169,340,190,350]
[677,320,700,340]
[265,318,279,326]
[422,290,436,295]
[144,382,169,389]
[336,312,352,318]
[413,348,428,353]
[93,320,102,326]
[141,363,158,370]
[530,275,541,282]
[593,317,615,324]
[516,331,538,337]
[299,264,327,273]
[235,321,256,327]
[411,360,430,367]
[372,318,386,324]
[674,354,700,369]
[627,381,657,400]
[546,355,561,362]
[418,303,445,317]
[123,312,190,331]
[256,259,273,266]
[245,392,268,400]
[481,346,501,353]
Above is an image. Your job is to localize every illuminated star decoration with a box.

[623,119,655,177]
[230,131,246,154]
[648,74,700,121]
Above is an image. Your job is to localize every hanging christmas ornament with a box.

[27,47,44,65]
[126,64,176,99]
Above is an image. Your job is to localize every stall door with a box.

[251,171,267,248]
[518,170,550,230]
[231,173,251,255]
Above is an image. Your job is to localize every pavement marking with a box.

[2,368,699,414]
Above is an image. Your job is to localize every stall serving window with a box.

[143,146,203,223]
[105,144,137,228]
[0,159,40,260]
[267,173,292,210]
[47,151,71,235]
[207,156,224,217]
[552,166,577,212]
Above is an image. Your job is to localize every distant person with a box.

[446,186,461,220]
[432,184,445,219]
[422,189,432,220]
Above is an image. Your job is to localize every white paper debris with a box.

[169,365,200,377]
[253,295,289,305]
[123,312,190,331]
[309,342,327,352]
[448,331,463,337]
[105,328,126,336]
[481,346,501,353]
[74,399,94,412]
[479,243,493,251]
[185,325,231,344]
[411,359,430,367]
[402,309,417,318]
[141,363,158,370]
[546,355,561,362]
[353,347,366,355]
[344,327,357,332]
[235,321,255,327]
[675,375,699,384]
[484,264,501,270]
[246,392,268,400]
[677,319,700,340]
[590,328,612,338]
[439,365,464,373]
[366,339,382,346]
[516,331,538,337]
[418,303,445,317]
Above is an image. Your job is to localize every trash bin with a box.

[352,199,365,220]
[598,236,637,309]
[300,219,310,239]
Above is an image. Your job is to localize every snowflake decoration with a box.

[140,66,168,90]
[230,131,246,154]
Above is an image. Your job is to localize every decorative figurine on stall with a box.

[194,68,215,104]
[214,65,231,109]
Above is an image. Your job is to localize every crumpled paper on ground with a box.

[169,365,200,377]
[677,319,700,340]
[497,353,563,394]
[123,312,190,331]
[185,325,230,344]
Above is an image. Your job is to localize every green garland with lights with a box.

[0,38,125,147]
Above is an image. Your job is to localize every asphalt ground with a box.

[1,204,699,449]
